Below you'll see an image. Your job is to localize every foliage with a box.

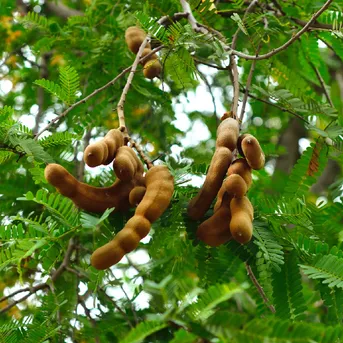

[0,0,342,342]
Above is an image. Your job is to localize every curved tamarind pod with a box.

[222,174,247,198]
[91,216,151,269]
[230,196,254,244]
[143,59,162,79]
[129,186,146,206]
[227,158,252,188]
[45,164,134,213]
[188,147,232,220]
[140,48,157,65]
[196,193,232,247]
[84,129,124,167]
[91,165,174,269]
[216,118,240,151]
[125,26,151,54]
[135,165,174,222]
[237,134,265,170]
[113,146,144,181]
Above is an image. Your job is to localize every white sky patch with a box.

[299,138,311,153]
[0,79,13,95]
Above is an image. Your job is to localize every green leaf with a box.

[120,321,167,343]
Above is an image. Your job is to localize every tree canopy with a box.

[0,0,343,342]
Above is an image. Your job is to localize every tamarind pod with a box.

[91,166,173,269]
[143,59,162,79]
[113,146,144,181]
[91,215,151,269]
[140,48,157,65]
[222,174,247,198]
[135,165,174,223]
[213,185,233,212]
[84,129,124,167]
[45,164,134,213]
[197,193,232,247]
[125,26,151,54]
[188,147,232,220]
[129,186,146,206]
[216,117,240,151]
[227,158,252,188]
[230,196,254,244]
[237,134,265,170]
[229,212,253,244]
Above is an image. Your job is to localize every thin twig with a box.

[245,263,276,313]
[129,137,153,169]
[193,57,228,70]
[179,0,332,61]
[117,36,151,136]
[311,63,334,107]
[241,87,309,124]
[78,296,100,343]
[34,46,163,139]
[225,0,333,60]
[107,268,139,324]
[229,0,258,118]
[0,239,75,314]
[179,0,208,34]
[197,67,218,125]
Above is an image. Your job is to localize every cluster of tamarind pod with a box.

[187,115,265,247]
[125,26,162,79]
[44,128,174,269]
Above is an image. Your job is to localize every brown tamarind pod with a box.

[230,196,253,244]
[45,164,134,213]
[125,26,151,54]
[113,146,144,181]
[84,129,124,167]
[222,174,247,198]
[135,165,174,222]
[140,48,157,65]
[216,117,240,151]
[143,59,162,79]
[91,215,151,269]
[196,193,232,247]
[237,134,265,170]
[91,165,174,269]
[188,147,232,220]
[227,158,252,188]
[188,116,238,220]
[129,186,146,206]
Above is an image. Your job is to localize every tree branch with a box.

[0,238,75,314]
[45,0,84,19]
[245,263,275,313]
[241,87,310,124]
[117,37,151,137]
[311,63,334,107]
[34,46,163,139]
[128,137,153,169]
[179,0,333,61]
[225,0,333,60]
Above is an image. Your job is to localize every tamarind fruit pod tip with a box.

[229,212,253,244]
[238,134,265,170]
[44,163,77,198]
[143,59,162,79]
[84,141,109,167]
[91,241,126,270]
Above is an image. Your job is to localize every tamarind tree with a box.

[1,0,343,342]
